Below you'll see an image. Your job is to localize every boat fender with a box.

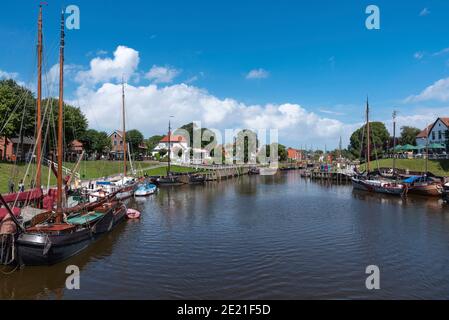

[0,215,17,235]
[43,235,52,256]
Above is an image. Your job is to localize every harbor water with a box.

[2,171,449,299]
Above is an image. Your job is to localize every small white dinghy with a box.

[135,183,158,197]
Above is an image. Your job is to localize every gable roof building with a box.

[416,118,449,148]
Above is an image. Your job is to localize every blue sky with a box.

[1,0,449,149]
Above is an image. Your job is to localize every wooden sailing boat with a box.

[403,124,443,197]
[89,80,137,201]
[0,6,45,218]
[11,10,127,266]
[351,99,406,196]
[156,119,183,186]
[115,80,137,199]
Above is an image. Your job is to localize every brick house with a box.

[0,137,13,161]
[109,130,125,160]
[287,148,302,162]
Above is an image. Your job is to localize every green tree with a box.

[81,129,111,158]
[176,122,216,148]
[234,129,258,163]
[264,143,288,162]
[0,79,36,160]
[42,98,88,153]
[145,135,164,153]
[126,129,144,155]
[349,122,390,161]
[400,126,421,146]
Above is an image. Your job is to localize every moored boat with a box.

[4,10,129,267]
[157,175,184,186]
[352,176,405,196]
[135,183,158,196]
[188,174,206,185]
[403,176,443,197]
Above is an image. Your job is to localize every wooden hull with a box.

[407,184,443,197]
[188,176,206,185]
[352,178,405,196]
[17,228,93,266]
[16,205,127,267]
[157,176,184,186]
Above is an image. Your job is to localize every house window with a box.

[432,132,436,140]
[439,131,442,140]
[114,141,117,146]
[120,141,123,145]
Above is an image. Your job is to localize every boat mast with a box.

[366,97,371,174]
[426,125,429,174]
[36,5,43,190]
[392,110,397,177]
[56,10,65,224]
[167,119,171,175]
[122,79,127,179]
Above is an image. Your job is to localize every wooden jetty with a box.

[196,165,253,182]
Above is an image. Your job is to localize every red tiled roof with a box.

[416,118,449,139]
[70,140,83,147]
[160,135,187,143]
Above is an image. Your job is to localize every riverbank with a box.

[0,161,203,193]
[360,159,449,177]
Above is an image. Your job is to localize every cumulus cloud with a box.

[0,70,19,80]
[73,81,352,148]
[76,46,140,85]
[145,65,181,84]
[246,68,269,80]
[66,46,354,148]
[406,77,449,103]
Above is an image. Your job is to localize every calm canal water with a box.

[2,171,449,300]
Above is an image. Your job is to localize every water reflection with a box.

[2,171,449,300]
[1,223,127,300]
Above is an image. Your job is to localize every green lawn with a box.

[360,159,449,176]
[0,161,155,194]
[0,161,205,194]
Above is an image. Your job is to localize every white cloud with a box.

[433,47,449,57]
[184,76,198,84]
[414,52,424,60]
[66,46,356,148]
[419,8,430,16]
[0,70,19,80]
[76,46,140,85]
[145,65,181,84]
[406,77,449,103]
[44,63,82,96]
[246,68,269,80]
[73,81,350,148]
[319,109,344,116]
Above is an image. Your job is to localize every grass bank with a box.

[360,159,449,177]
[145,165,207,176]
[0,161,158,193]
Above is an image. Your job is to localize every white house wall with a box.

[416,119,449,147]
